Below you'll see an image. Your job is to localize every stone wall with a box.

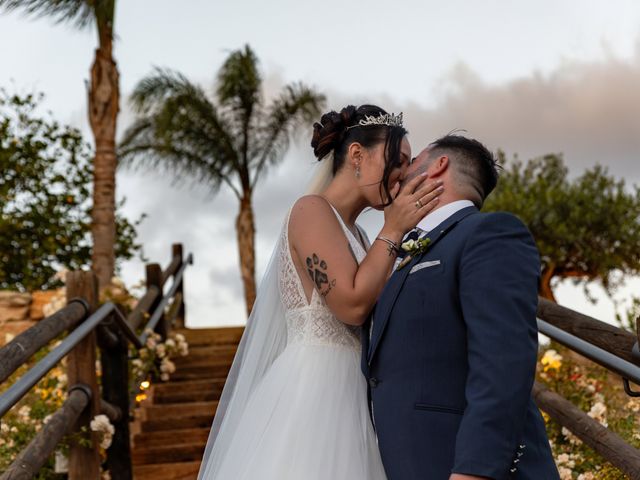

[0,290,61,346]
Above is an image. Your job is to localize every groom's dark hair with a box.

[428,134,500,206]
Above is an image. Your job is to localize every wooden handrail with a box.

[0,242,192,480]
[127,286,160,330]
[0,299,88,383]
[0,386,92,480]
[161,254,181,287]
[533,382,640,479]
[537,297,637,365]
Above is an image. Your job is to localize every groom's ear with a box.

[428,154,450,178]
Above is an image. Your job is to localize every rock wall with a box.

[0,290,61,346]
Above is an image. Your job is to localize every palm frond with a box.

[119,117,240,198]
[250,82,325,187]
[216,44,262,160]
[128,68,238,163]
[119,72,243,197]
[0,0,114,30]
[216,44,261,114]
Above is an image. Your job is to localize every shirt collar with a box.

[416,200,475,233]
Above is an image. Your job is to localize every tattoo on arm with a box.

[306,253,337,297]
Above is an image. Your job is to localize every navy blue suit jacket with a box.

[362,206,559,480]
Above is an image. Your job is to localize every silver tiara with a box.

[346,112,404,130]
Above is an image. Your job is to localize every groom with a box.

[362,134,559,480]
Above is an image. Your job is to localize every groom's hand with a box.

[449,474,489,480]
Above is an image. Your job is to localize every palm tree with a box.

[119,45,325,315]
[0,0,120,290]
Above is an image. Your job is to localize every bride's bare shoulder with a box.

[290,195,332,221]
[289,195,340,234]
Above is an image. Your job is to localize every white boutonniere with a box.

[396,237,432,271]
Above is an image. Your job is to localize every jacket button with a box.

[369,377,379,388]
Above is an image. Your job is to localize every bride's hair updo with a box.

[311,104,408,206]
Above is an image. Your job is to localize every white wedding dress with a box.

[199,204,387,479]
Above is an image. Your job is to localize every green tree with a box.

[0,90,143,291]
[484,153,640,302]
[119,45,325,315]
[0,0,121,290]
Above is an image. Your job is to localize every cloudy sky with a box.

[2,0,639,327]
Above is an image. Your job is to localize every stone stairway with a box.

[131,326,243,480]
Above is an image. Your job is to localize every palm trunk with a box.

[88,33,119,290]
[236,192,257,316]
[540,266,557,303]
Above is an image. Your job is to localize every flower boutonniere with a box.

[396,237,432,271]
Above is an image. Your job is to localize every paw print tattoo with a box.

[306,253,336,297]
[307,254,328,289]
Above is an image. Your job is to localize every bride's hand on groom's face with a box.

[382,173,444,236]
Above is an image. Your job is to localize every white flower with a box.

[578,473,595,480]
[90,414,115,436]
[558,466,572,480]
[18,405,31,419]
[401,239,417,252]
[165,338,176,349]
[160,358,176,374]
[562,426,582,445]
[99,433,113,450]
[111,276,125,288]
[155,344,167,358]
[160,372,170,381]
[175,333,186,343]
[145,338,157,349]
[587,401,607,427]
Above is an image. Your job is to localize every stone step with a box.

[132,427,210,448]
[133,441,207,465]
[174,327,243,347]
[133,460,201,479]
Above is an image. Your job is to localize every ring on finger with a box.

[415,199,423,209]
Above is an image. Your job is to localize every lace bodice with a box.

[277,203,369,350]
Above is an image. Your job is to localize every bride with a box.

[197,104,444,479]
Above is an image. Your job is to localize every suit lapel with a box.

[367,206,478,363]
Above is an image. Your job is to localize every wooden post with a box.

[146,263,166,340]
[65,271,101,480]
[99,305,133,480]
[172,243,185,329]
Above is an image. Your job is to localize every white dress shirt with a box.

[416,199,475,234]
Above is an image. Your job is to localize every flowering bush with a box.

[0,341,72,477]
[100,276,145,314]
[538,343,640,479]
[130,329,189,400]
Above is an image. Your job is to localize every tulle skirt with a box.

[210,342,387,479]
